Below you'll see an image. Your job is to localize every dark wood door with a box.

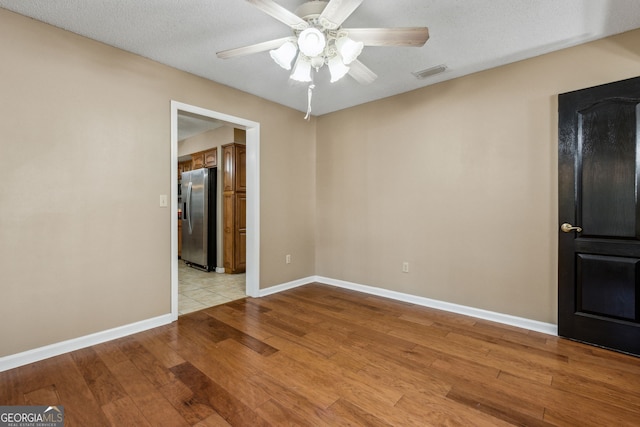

[558,76,640,356]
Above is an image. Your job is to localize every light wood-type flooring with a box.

[1,283,639,426]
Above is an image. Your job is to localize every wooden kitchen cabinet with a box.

[191,152,205,169]
[204,148,217,168]
[222,143,246,274]
[178,161,192,177]
[191,148,217,170]
[222,144,246,192]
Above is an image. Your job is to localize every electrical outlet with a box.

[286,254,291,264]
[402,262,409,273]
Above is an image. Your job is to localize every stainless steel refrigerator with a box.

[181,167,217,271]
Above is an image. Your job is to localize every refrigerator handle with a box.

[186,181,193,233]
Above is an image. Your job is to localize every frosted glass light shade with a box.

[328,55,350,83]
[290,56,312,82]
[336,36,363,64]
[269,41,297,70]
[297,28,326,57]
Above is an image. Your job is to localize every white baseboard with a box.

[314,276,557,336]
[0,314,173,373]
[215,267,225,273]
[258,276,317,297]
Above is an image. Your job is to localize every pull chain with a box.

[304,83,315,120]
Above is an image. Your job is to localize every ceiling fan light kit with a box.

[274,30,359,82]
[218,0,429,118]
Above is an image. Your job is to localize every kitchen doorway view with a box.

[176,109,248,315]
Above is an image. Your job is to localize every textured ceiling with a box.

[2,0,640,116]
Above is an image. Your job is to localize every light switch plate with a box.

[159,195,168,207]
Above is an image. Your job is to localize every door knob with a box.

[561,223,582,233]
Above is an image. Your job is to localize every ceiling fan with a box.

[216,0,429,118]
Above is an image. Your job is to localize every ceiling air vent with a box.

[412,64,447,80]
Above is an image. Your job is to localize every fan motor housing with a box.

[295,1,328,20]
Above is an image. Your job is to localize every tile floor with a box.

[178,261,246,315]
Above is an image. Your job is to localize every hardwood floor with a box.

[2,283,640,426]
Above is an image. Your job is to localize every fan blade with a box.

[247,0,308,30]
[217,37,293,59]
[319,0,363,30]
[343,27,429,47]
[348,59,377,85]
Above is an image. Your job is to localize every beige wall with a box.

[0,8,316,357]
[178,126,235,157]
[316,29,640,324]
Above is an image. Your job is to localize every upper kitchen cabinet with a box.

[178,160,192,176]
[191,148,217,170]
[204,148,217,168]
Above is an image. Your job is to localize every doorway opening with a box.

[170,101,260,320]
